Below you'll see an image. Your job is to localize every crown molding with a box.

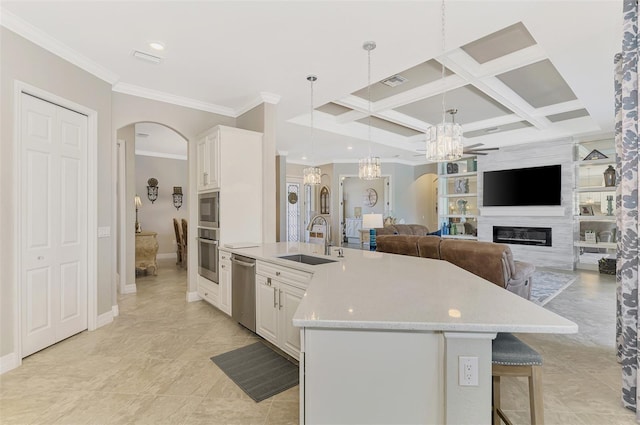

[260,92,281,105]
[135,150,187,161]
[113,82,237,117]
[0,8,120,84]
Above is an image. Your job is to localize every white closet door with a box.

[21,93,88,357]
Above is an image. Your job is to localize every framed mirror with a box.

[320,186,330,214]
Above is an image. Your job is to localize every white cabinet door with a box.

[21,93,88,357]
[196,136,208,192]
[218,259,232,316]
[207,132,220,189]
[279,282,305,360]
[256,275,278,346]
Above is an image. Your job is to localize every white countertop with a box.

[220,242,577,334]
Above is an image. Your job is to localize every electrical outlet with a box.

[458,356,478,386]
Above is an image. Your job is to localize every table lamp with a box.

[134,195,142,233]
[362,213,383,251]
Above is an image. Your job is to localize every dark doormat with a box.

[210,341,299,402]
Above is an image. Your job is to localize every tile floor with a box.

[0,258,636,424]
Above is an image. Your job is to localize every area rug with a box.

[530,270,578,306]
[211,342,298,402]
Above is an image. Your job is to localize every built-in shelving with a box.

[574,137,617,270]
[574,241,616,249]
[437,157,478,240]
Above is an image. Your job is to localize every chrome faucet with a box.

[307,215,331,255]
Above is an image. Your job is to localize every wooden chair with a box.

[492,333,544,425]
[173,218,183,266]
[181,218,188,269]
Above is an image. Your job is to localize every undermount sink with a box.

[278,254,337,265]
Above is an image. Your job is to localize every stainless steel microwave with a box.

[198,191,219,228]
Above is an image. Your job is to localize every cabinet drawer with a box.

[257,261,312,288]
[219,251,232,262]
[197,275,219,306]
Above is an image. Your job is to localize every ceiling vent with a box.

[136,132,149,138]
[381,74,408,87]
[132,50,162,64]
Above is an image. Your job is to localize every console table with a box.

[135,231,159,275]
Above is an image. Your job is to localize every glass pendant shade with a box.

[426,117,463,162]
[303,166,322,185]
[358,156,381,180]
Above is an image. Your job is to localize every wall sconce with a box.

[134,195,142,233]
[172,186,183,211]
[147,178,158,203]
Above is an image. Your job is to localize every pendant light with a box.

[303,75,322,186]
[425,0,463,162]
[358,41,382,180]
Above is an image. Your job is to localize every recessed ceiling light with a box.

[133,50,162,64]
[302,156,307,160]
[347,146,353,150]
[149,41,165,51]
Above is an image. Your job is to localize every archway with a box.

[116,122,188,295]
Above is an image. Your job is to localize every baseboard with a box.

[97,310,114,328]
[122,283,137,294]
[0,352,20,374]
[186,291,201,302]
[157,253,177,260]
[112,304,119,317]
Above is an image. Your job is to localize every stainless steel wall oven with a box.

[198,228,219,283]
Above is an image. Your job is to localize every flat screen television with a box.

[483,164,562,207]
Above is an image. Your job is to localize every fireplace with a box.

[493,226,552,247]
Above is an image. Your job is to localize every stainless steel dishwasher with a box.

[231,254,256,332]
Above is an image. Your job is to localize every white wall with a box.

[343,177,386,217]
[135,155,188,255]
[1,28,113,358]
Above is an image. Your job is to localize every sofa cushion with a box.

[417,236,442,259]
[376,235,421,257]
[374,226,397,236]
[439,239,510,288]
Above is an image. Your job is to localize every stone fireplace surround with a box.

[476,139,575,270]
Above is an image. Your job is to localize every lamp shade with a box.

[134,195,142,207]
[362,213,383,229]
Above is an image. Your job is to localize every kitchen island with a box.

[221,242,577,425]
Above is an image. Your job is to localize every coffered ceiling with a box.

[1,1,621,165]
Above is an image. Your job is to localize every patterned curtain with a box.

[616,0,640,417]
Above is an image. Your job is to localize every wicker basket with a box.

[598,258,616,275]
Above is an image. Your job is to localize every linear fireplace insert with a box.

[493,226,552,247]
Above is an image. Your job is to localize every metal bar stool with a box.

[492,333,544,425]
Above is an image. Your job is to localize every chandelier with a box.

[358,41,381,180]
[303,75,322,186]
[425,0,463,162]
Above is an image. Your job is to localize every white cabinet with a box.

[574,138,617,270]
[195,125,263,245]
[256,261,311,360]
[437,157,478,239]
[196,131,220,192]
[218,251,232,315]
[197,274,218,306]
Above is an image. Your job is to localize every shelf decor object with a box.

[603,165,616,187]
[134,195,142,233]
[172,186,183,211]
[147,177,158,203]
[580,205,595,216]
[606,195,614,216]
[358,41,382,180]
[425,0,463,162]
[303,75,322,186]
[583,149,608,160]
